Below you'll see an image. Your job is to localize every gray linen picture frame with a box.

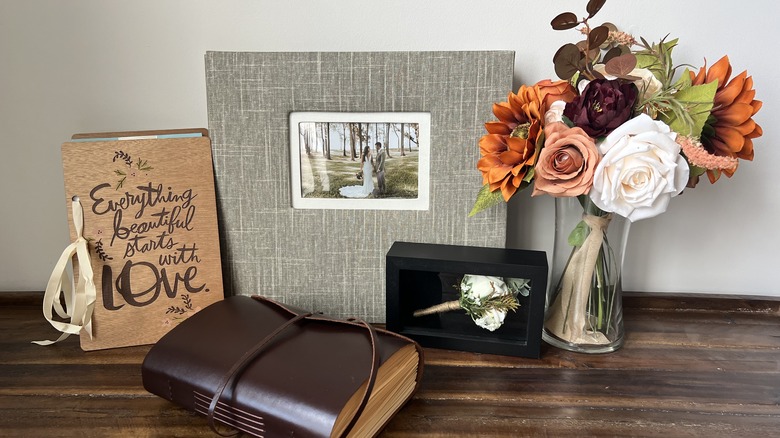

[206,51,514,321]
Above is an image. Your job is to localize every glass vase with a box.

[542,195,630,353]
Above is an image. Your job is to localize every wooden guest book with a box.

[58,129,224,350]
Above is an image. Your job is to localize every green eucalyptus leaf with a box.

[469,184,504,217]
[568,220,590,247]
[506,278,531,297]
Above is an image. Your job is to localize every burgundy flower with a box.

[564,79,638,138]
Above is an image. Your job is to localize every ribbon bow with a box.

[33,198,96,345]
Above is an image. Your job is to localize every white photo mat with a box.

[290,112,431,211]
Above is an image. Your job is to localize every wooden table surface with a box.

[1,292,779,437]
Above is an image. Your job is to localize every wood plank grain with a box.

[2,291,779,437]
[383,399,780,437]
[0,395,214,438]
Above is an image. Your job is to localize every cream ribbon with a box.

[33,199,96,345]
[545,213,611,345]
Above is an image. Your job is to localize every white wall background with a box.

[1,1,777,296]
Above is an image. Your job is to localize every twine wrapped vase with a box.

[542,196,630,354]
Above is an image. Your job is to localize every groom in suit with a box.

[374,141,386,195]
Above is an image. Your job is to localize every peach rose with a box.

[532,123,600,197]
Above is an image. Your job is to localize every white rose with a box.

[544,100,567,125]
[460,275,508,304]
[593,64,663,100]
[473,308,507,332]
[589,114,689,222]
[577,78,590,94]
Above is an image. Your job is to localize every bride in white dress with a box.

[339,146,374,198]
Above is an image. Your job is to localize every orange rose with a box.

[535,79,577,116]
[532,123,600,197]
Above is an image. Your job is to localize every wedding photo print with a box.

[289,112,430,210]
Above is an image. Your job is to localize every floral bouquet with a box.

[470,0,762,352]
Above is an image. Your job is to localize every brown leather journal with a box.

[142,295,423,437]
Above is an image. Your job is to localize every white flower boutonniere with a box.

[413,274,530,331]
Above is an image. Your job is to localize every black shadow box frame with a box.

[386,241,548,358]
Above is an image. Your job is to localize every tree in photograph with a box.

[361,123,369,154]
[389,123,404,156]
[348,123,358,160]
[384,123,392,157]
[356,123,369,161]
[400,123,406,156]
[300,123,312,156]
[409,123,419,150]
[336,123,347,157]
[321,122,331,160]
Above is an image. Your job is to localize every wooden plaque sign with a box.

[60,129,224,350]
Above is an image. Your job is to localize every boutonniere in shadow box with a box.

[470,0,763,353]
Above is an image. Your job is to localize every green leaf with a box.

[506,278,531,297]
[689,164,706,180]
[661,38,678,54]
[635,38,678,82]
[568,220,590,247]
[661,80,717,137]
[671,68,692,91]
[469,184,504,217]
[634,53,659,70]
[522,167,535,183]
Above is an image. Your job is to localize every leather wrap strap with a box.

[207,310,379,438]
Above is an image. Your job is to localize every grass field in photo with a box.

[300,151,419,199]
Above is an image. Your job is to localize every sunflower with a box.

[689,56,763,184]
[477,80,575,201]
